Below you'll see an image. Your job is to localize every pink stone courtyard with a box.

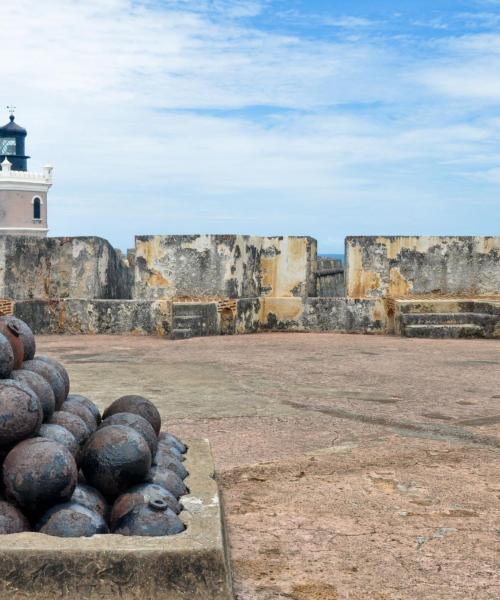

[38,332,500,600]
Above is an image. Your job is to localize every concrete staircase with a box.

[171,315,204,340]
[171,302,219,340]
[395,300,500,339]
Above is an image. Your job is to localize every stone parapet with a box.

[345,236,500,299]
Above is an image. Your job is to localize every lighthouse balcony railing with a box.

[0,166,52,184]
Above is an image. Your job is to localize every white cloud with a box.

[324,16,374,28]
[2,1,499,250]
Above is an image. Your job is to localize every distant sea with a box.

[319,252,344,265]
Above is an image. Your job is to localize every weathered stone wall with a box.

[234,297,387,334]
[345,236,500,298]
[134,235,317,300]
[301,298,387,332]
[0,236,132,300]
[317,272,345,297]
[259,236,317,298]
[14,299,171,335]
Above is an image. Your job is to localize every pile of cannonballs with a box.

[0,316,189,537]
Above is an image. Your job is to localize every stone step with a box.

[404,324,485,339]
[172,315,204,336]
[173,315,203,321]
[171,328,194,340]
[400,312,496,326]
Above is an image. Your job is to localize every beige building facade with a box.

[0,158,52,237]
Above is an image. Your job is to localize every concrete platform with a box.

[0,439,233,600]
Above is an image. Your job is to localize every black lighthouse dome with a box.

[0,114,30,171]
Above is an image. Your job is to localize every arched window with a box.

[33,197,41,220]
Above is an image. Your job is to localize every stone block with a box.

[0,439,233,600]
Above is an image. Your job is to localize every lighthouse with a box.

[0,110,52,237]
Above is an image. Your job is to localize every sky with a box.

[3,0,500,252]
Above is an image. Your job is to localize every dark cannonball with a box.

[71,483,109,521]
[157,440,183,460]
[110,483,181,529]
[100,412,157,456]
[153,446,188,480]
[61,399,97,433]
[0,317,36,361]
[37,424,80,461]
[48,411,91,446]
[144,466,188,499]
[103,395,161,435]
[36,356,70,400]
[11,369,56,421]
[0,500,30,533]
[36,502,108,537]
[3,438,77,512]
[0,380,43,448]
[112,502,184,537]
[0,333,14,379]
[66,394,101,425]
[81,425,151,498]
[22,359,66,409]
[0,320,24,370]
[158,431,187,455]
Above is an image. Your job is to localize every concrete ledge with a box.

[0,439,233,600]
[14,299,172,336]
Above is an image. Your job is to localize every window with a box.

[33,197,41,220]
[0,138,16,155]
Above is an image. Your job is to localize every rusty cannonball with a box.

[0,500,30,533]
[36,502,109,537]
[0,333,14,379]
[22,359,66,409]
[158,432,187,455]
[153,445,188,480]
[0,317,36,361]
[0,380,43,448]
[103,395,161,435]
[110,483,181,529]
[100,412,157,457]
[66,394,101,425]
[11,369,56,421]
[37,424,80,462]
[112,502,184,537]
[71,483,109,521]
[61,399,97,433]
[48,411,91,446]
[81,425,151,498]
[0,320,24,370]
[3,438,77,513]
[36,356,70,400]
[144,466,187,499]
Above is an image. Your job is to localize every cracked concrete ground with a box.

[37,333,500,600]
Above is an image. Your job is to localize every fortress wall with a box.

[14,299,171,335]
[134,235,261,300]
[235,296,386,334]
[134,235,317,300]
[345,236,500,298]
[15,296,387,336]
[259,236,317,298]
[0,236,133,301]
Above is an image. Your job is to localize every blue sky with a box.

[4,0,500,251]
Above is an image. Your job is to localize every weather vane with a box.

[6,106,16,117]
